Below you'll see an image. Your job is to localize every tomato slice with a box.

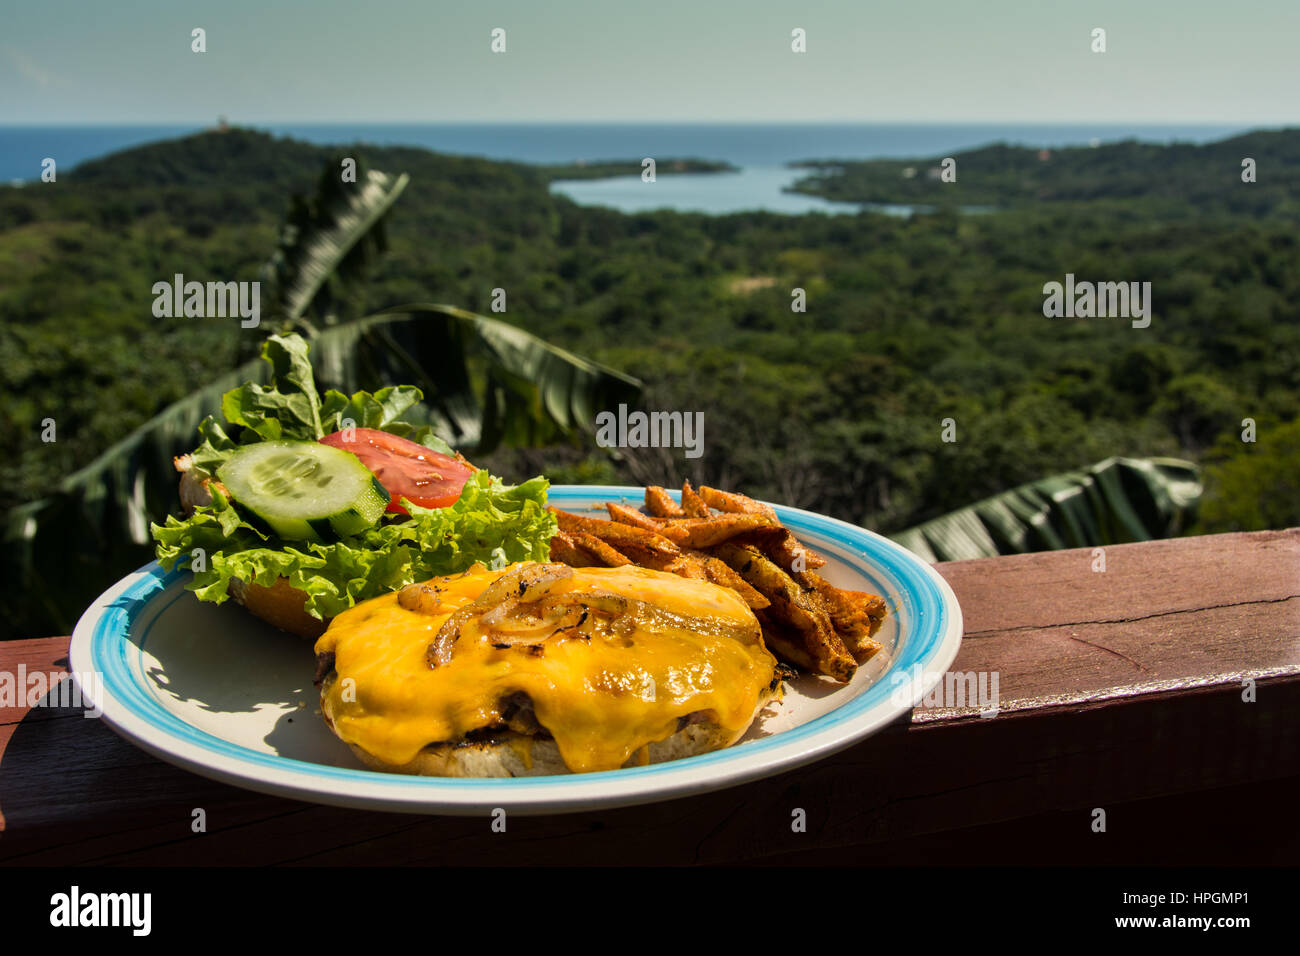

[319,428,474,514]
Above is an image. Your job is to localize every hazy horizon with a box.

[4,0,1297,125]
[1,120,1280,129]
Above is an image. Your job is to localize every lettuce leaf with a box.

[152,332,557,621]
[221,334,324,441]
[189,416,241,477]
[318,384,455,455]
[152,471,557,620]
[188,333,454,477]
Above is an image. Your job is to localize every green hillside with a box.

[3,127,1297,558]
[789,129,1300,217]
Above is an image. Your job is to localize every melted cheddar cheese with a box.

[315,564,778,773]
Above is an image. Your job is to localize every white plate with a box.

[70,485,963,815]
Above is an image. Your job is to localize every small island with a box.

[539,157,737,181]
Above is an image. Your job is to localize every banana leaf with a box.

[1,307,640,639]
[267,166,409,323]
[308,304,642,451]
[891,456,1202,563]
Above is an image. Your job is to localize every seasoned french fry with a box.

[571,532,634,567]
[728,527,827,574]
[804,578,884,662]
[551,507,678,554]
[654,512,777,549]
[697,485,777,520]
[811,575,885,628]
[841,632,883,664]
[664,553,709,580]
[606,543,708,582]
[811,578,886,663]
[616,546,671,569]
[613,540,685,570]
[699,555,771,609]
[549,530,596,567]
[644,486,684,518]
[712,543,857,682]
[680,480,712,517]
[606,501,668,533]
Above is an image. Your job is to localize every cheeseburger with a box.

[314,561,783,775]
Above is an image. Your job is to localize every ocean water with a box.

[0,122,1249,214]
[550,165,869,215]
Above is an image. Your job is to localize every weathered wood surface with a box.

[1,529,1296,865]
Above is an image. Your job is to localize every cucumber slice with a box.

[217,441,390,542]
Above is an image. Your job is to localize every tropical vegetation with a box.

[2,127,1296,636]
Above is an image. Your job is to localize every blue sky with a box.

[3,0,1297,124]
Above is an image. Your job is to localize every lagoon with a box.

[549,164,867,215]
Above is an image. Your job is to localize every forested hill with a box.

[69,128,334,188]
[66,127,731,190]
[51,128,560,228]
[789,128,1300,215]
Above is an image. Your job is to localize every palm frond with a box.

[891,456,1202,562]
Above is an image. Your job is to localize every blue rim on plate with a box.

[70,485,964,814]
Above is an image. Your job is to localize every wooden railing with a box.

[2,529,1296,865]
